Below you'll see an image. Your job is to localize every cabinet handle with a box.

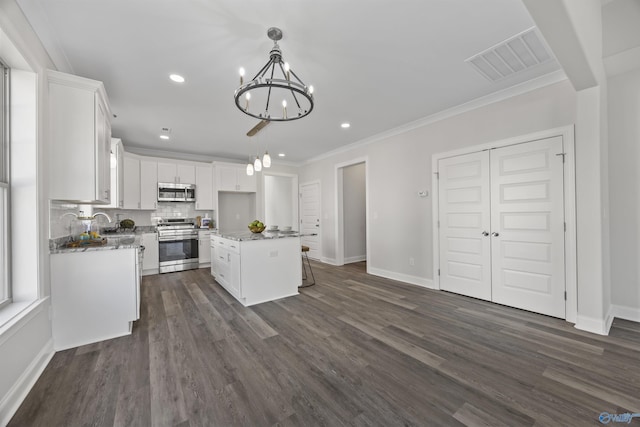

[482,231,489,236]
[492,232,500,237]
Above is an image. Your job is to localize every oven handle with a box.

[158,235,198,242]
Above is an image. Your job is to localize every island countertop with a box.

[212,230,301,242]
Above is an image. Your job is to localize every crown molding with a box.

[300,70,568,166]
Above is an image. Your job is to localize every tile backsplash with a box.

[50,200,214,238]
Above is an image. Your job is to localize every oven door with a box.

[158,235,199,273]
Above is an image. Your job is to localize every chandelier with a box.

[234,27,314,121]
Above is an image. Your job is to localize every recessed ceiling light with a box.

[160,135,170,140]
[341,122,350,128]
[278,153,286,157]
[169,74,185,83]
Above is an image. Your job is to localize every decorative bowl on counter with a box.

[248,219,266,233]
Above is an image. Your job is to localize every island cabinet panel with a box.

[50,248,139,351]
[211,234,300,306]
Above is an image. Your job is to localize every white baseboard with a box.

[344,255,366,264]
[610,304,640,323]
[368,267,435,289]
[321,257,339,266]
[574,314,610,336]
[0,338,54,426]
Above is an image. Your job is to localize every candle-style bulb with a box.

[245,92,251,110]
[239,67,245,85]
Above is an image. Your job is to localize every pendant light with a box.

[263,151,271,168]
[246,161,254,176]
[254,156,262,172]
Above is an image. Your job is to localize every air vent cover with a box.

[465,27,554,82]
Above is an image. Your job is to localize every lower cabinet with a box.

[50,248,140,351]
[198,230,211,266]
[141,232,159,275]
[210,235,301,306]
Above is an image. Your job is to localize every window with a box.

[0,60,9,309]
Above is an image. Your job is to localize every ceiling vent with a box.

[465,27,554,82]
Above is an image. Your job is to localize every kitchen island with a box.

[211,231,302,306]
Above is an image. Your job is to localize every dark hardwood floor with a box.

[9,261,640,426]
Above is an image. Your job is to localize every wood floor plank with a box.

[9,261,640,426]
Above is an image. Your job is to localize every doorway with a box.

[300,180,321,260]
[336,158,369,268]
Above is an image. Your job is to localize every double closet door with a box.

[438,136,566,318]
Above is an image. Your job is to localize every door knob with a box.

[482,231,489,236]
[492,232,500,237]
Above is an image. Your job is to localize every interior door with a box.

[300,182,321,260]
[490,137,565,318]
[438,151,492,301]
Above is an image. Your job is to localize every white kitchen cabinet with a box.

[215,162,256,192]
[50,248,140,351]
[122,153,141,210]
[158,161,195,184]
[106,138,124,208]
[198,230,211,266]
[141,232,159,274]
[195,164,214,210]
[48,70,112,204]
[211,235,300,306]
[140,159,158,210]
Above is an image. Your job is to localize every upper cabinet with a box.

[195,164,214,210]
[140,159,158,210]
[157,161,195,184]
[216,163,256,192]
[122,152,140,210]
[106,138,124,208]
[48,70,112,203]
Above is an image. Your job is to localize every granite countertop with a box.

[212,230,301,242]
[50,234,143,254]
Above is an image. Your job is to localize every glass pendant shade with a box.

[254,157,262,172]
[263,151,271,168]
[246,162,254,176]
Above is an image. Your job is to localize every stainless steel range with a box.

[157,218,199,273]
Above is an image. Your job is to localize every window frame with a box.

[0,60,10,309]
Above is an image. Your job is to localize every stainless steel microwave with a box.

[158,183,196,202]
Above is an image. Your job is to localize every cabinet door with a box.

[157,161,177,183]
[122,154,141,210]
[140,160,158,210]
[199,231,211,263]
[95,95,111,203]
[177,163,196,184]
[106,139,123,208]
[216,165,239,191]
[141,233,159,271]
[237,168,257,192]
[228,251,241,296]
[195,165,213,210]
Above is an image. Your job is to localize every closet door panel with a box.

[438,151,492,301]
[490,137,566,318]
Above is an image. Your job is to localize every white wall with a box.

[607,68,640,320]
[0,0,56,424]
[300,80,576,286]
[342,163,366,263]
[218,192,256,231]
[264,175,295,229]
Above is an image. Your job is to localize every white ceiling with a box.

[17,0,561,163]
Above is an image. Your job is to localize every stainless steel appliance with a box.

[158,183,196,202]
[157,218,199,273]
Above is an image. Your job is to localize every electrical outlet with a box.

[409,257,415,266]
